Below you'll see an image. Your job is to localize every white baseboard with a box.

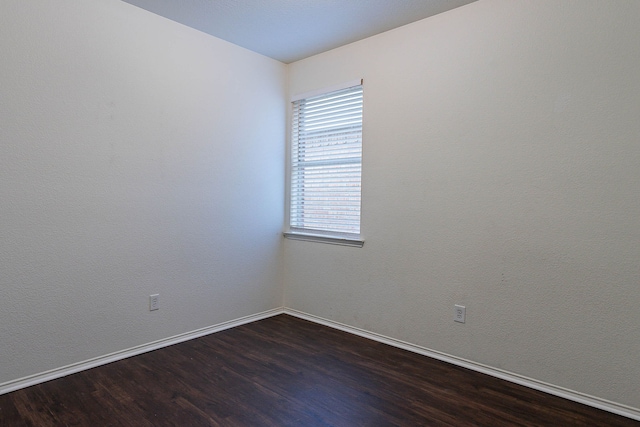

[0,307,284,396]
[284,308,640,422]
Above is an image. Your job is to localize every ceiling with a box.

[121,0,477,63]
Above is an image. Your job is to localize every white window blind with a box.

[290,83,363,236]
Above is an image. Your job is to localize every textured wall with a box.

[285,0,640,409]
[0,0,285,384]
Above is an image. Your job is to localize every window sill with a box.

[283,231,364,248]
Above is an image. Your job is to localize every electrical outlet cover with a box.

[454,305,465,323]
[149,294,159,311]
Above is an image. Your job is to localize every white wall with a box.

[285,0,640,410]
[0,0,285,384]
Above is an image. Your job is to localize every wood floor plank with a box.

[0,314,637,426]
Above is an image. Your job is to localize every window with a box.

[286,81,364,247]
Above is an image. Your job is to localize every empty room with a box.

[1,0,639,425]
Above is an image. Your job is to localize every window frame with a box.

[284,80,364,247]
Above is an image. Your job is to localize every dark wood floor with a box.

[0,315,637,426]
